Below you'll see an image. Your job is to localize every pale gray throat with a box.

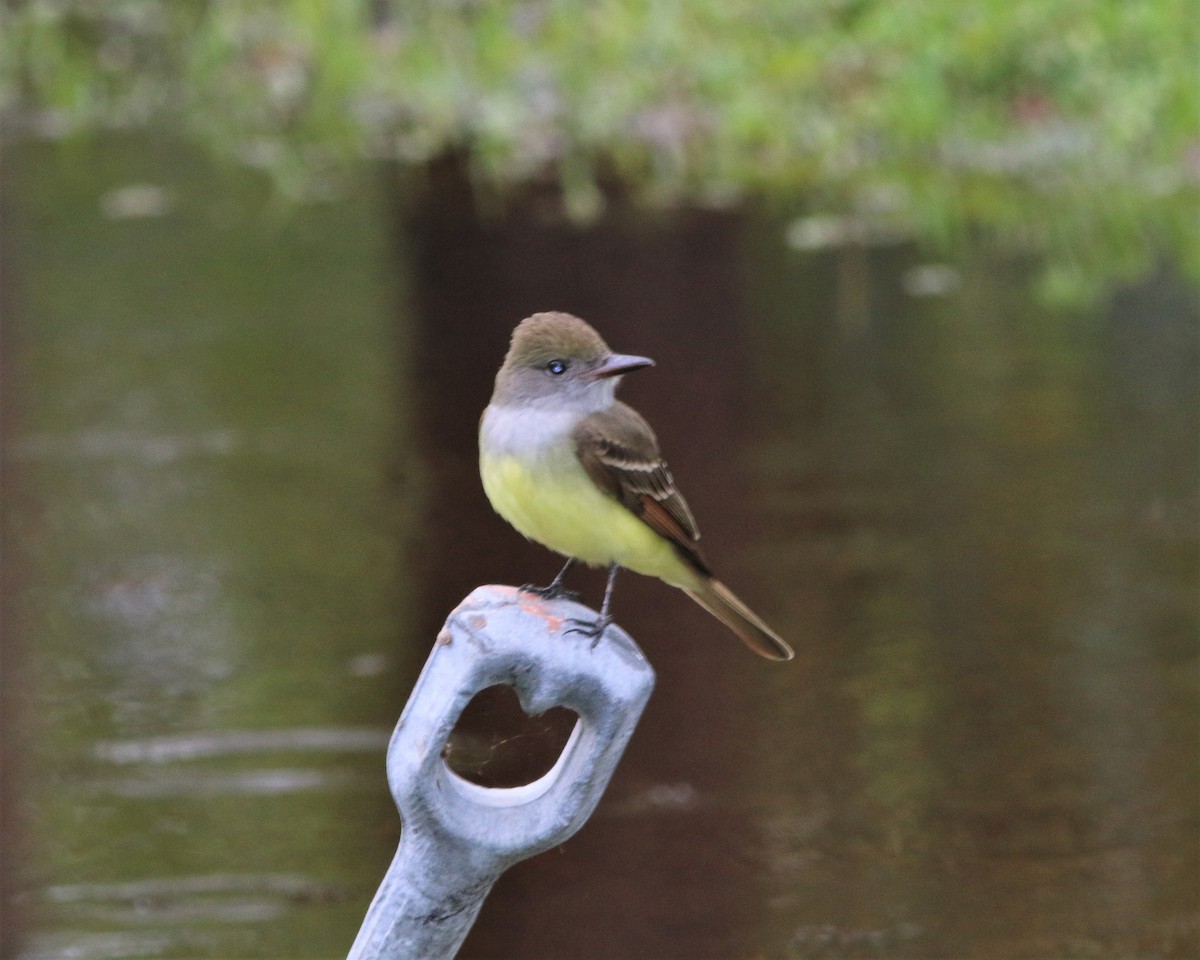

[482,380,618,457]
[480,404,582,457]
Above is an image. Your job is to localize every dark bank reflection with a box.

[406,158,766,958]
[2,138,1197,960]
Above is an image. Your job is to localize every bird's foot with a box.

[565,615,611,648]
[519,582,582,603]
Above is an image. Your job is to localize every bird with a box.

[478,311,794,661]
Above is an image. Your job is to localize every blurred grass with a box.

[2,0,1197,292]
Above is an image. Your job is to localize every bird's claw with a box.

[520,582,582,603]
[565,616,611,647]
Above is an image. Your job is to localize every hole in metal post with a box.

[443,684,578,788]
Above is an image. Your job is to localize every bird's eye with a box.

[546,359,568,375]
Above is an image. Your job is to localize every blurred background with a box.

[1,2,1197,958]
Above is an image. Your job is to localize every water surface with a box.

[2,140,1197,959]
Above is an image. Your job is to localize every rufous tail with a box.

[683,578,794,661]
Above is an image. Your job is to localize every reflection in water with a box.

[44,872,332,925]
[406,169,765,958]
[28,874,344,960]
[2,141,1197,959]
[92,767,376,799]
[93,727,390,764]
[745,240,1198,958]
[2,138,410,959]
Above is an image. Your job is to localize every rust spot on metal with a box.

[516,594,565,633]
[468,615,488,632]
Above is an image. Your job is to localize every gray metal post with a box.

[347,584,656,960]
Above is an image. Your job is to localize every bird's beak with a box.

[589,352,655,380]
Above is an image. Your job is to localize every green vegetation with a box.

[3,0,1197,288]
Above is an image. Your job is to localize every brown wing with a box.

[573,402,710,574]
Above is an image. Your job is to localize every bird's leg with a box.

[566,563,619,646]
[520,557,580,602]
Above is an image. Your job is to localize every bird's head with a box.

[493,312,654,410]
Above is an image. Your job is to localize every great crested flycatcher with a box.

[478,311,793,661]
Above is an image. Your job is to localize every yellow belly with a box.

[480,451,693,587]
